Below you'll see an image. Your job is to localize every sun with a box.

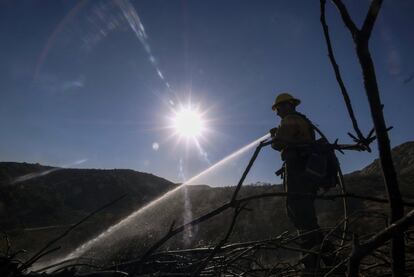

[172,107,205,138]
[163,99,211,154]
[163,99,212,164]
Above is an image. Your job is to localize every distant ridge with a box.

[355,141,414,176]
[1,141,414,257]
[0,161,177,253]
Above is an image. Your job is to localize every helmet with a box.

[272,93,301,111]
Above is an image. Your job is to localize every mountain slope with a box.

[77,141,414,262]
[0,162,176,254]
[357,141,414,176]
[1,141,413,262]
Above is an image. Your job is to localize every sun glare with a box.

[172,108,204,138]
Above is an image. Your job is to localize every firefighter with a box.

[270,93,330,272]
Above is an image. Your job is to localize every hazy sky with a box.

[1,0,413,186]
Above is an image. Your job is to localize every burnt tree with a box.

[320,0,405,275]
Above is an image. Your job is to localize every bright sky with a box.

[0,0,413,186]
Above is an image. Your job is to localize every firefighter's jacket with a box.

[271,112,315,161]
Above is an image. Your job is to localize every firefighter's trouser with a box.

[284,157,322,269]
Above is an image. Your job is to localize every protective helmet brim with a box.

[272,98,301,111]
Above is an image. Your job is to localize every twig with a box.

[20,194,126,271]
[111,188,409,276]
[238,192,414,207]
[330,0,358,35]
[348,208,414,276]
[320,0,365,143]
[324,257,349,277]
[231,140,269,203]
[32,257,97,273]
[361,0,384,38]
[192,203,247,276]
[26,246,61,268]
[50,263,106,274]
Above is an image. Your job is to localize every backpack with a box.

[305,138,340,190]
[294,112,340,190]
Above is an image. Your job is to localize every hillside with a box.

[0,162,176,255]
[357,141,414,176]
[1,141,413,265]
[90,141,414,262]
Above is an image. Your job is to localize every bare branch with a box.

[32,257,98,273]
[20,194,126,271]
[192,204,245,276]
[239,192,414,208]
[231,139,269,203]
[361,0,384,38]
[320,0,365,142]
[330,0,359,35]
[114,190,413,275]
[348,209,414,275]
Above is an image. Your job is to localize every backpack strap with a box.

[293,112,329,142]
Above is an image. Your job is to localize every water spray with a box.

[32,130,363,272]
[32,134,271,270]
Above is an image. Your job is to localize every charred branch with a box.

[19,194,126,272]
[319,0,365,145]
[321,0,405,275]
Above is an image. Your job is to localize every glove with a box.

[269,127,278,137]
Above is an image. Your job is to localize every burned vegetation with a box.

[2,149,414,277]
[2,0,414,276]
